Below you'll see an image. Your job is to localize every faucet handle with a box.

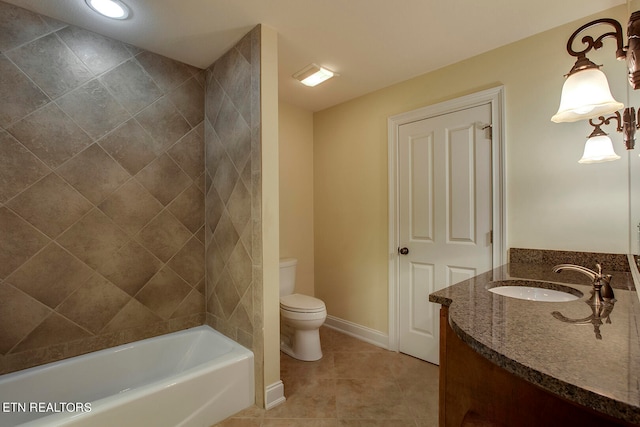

[594,264,615,300]
[600,274,615,300]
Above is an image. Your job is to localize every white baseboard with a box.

[265,380,286,410]
[323,315,389,350]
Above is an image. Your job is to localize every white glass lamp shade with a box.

[578,135,621,164]
[552,68,624,123]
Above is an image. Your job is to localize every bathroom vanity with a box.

[429,250,640,427]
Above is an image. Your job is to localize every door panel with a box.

[398,103,493,364]
[409,131,434,241]
[447,266,477,287]
[447,125,475,243]
[409,261,434,335]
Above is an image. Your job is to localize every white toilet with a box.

[279,258,327,361]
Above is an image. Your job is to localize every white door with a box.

[397,103,493,364]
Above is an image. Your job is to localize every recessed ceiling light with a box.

[293,64,337,87]
[85,0,130,20]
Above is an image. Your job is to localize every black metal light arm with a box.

[566,18,626,63]
[588,111,624,135]
[588,108,640,150]
[623,107,638,149]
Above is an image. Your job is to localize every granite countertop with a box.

[429,261,640,425]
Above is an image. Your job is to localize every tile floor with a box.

[215,326,440,426]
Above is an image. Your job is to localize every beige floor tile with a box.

[281,352,335,380]
[320,328,385,353]
[335,378,413,420]
[263,419,339,427]
[215,419,262,427]
[333,352,395,379]
[266,390,337,419]
[339,420,418,426]
[227,405,266,419]
[218,327,439,426]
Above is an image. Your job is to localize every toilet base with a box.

[280,327,323,361]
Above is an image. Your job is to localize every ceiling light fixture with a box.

[293,64,337,87]
[552,11,640,163]
[85,0,130,20]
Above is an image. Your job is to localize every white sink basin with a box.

[487,280,582,302]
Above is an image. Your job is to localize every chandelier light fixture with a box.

[552,11,640,163]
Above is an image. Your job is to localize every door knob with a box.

[398,247,409,255]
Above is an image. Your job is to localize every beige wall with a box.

[261,25,281,406]
[312,5,636,333]
[278,101,315,297]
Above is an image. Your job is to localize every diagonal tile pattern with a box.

[0,0,207,374]
[6,173,93,239]
[99,58,163,115]
[0,54,50,129]
[136,153,192,206]
[56,78,131,140]
[6,32,93,99]
[0,129,49,203]
[57,25,132,75]
[0,1,51,52]
[7,242,94,309]
[98,241,164,297]
[168,183,205,233]
[216,327,440,427]
[98,179,164,236]
[204,26,263,403]
[56,208,131,270]
[1,1,265,404]
[56,143,131,205]
[0,207,49,279]
[56,274,131,334]
[7,102,92,168]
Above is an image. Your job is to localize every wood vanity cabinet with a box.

[438,306,632,427]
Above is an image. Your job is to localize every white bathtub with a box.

[0,326,254,427]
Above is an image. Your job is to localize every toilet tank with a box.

[279,258,297,297]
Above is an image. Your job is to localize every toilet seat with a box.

[280,293,326,313]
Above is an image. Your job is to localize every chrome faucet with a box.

[552,263,615,306]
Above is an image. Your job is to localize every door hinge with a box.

[490,230,493,244]
[482,124,493,140]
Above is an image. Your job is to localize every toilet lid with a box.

[280,293,326,313]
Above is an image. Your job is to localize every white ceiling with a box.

[4,0,626,111]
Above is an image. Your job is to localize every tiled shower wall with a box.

[204,26,264,404]
[0,1,207,374]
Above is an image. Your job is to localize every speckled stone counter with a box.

[429,259,640,425]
